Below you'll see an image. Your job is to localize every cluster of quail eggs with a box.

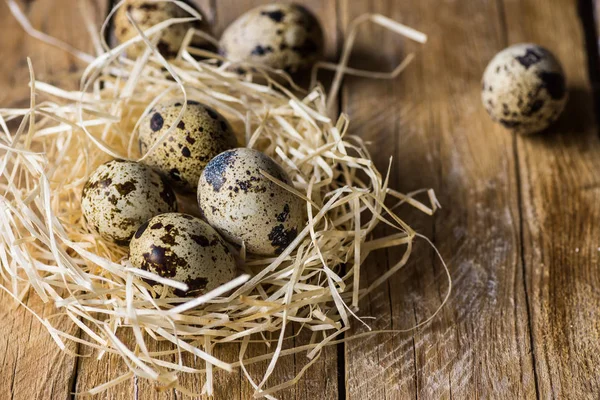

[82,101,305,296]
[114,1,324,73]
[80,2,325,297]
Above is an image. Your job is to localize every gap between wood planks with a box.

[492,0,543,399]
[580,0,600,126]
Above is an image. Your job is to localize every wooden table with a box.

[2,0,600,398]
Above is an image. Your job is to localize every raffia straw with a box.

[1,1,451,397]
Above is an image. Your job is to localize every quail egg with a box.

[219,3,324,73]
[482,43,567,135]
[129,213,237,295]
[198,148,305,256]
[114,0,211,59]
[81,160,177,245]
[138,100,238,192]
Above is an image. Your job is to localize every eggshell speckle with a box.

[81,160,177,245]
[114,0,211,59]
[219,3,323,73]
[198,148,305,256]
[482,43,567,135]
[138,100,237,192]
[129,213,237,295]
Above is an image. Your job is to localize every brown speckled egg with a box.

[219,3,323,73]
[482,43,567,135]
[81,160,177,245]
[129,213,237,295]
[114,0,211,59]
[198,148,305,256]
[138,100,237,192]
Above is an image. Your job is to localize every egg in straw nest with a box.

[0,0,450,397]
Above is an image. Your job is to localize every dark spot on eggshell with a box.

[499,119,522,129]
[118,217,137,231]
[185,135,196,144]
[151,222,163,230]
[157,40,177,58]
[522,99,545,117]
[515,48,544,69]
[175,276,209,296]
[142,244,187,278]
[277,204,290,222]
[150,113,164,132]
[203,150,236,192]
[251,45,274,56]
[182,147,191,157]
[177,121,186,130]
[268,224,297,254]
[190,234,210,246]
[538,71,566,100]
[260,9,285,23]
[160,233,177,246]
[114,180,136,196]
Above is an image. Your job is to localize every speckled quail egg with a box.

[219,3,323,73]
[114,0,211,59]
[198,148,305,256]
[129,213,237,295]
[482,43,567,135]
[81,160,177,245]
[138,100,238,192]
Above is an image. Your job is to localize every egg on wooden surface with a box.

[198,148,305,256]
[129,212,237,295]
[81,160,177,245]
[138,100,237,192]
[219,3,323,73]
[482,43,567,135]
[114,0,211,59]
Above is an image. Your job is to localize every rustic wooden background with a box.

[2,0,600,398]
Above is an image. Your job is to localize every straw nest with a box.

[0,1,449,397]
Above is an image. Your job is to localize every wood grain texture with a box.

[340,0,537,398]
[506,0,600,397]
[0,1,109,400]
[4,0,600,399]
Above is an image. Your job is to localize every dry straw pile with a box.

[0,1,449,397]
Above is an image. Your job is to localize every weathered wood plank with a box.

[505,0,600,397]
[0,1,110,400]
[341,0,536,398]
